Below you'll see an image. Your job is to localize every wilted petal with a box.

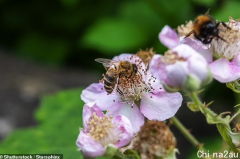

[209,57,240,83]
[166,62,188,87]
[107,103,144,133]
[81,83,121,110]
[140,92,182,121]
[76,131,105,158]
[83,104,104,130]
[159,25,179,49]
[113,115,134,148]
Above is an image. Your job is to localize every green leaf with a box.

[123,149,140,159]
[80,18,149,54]
[0,88,108,159]
[217,124,238,152]
[187,102,200,112]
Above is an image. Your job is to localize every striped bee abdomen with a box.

[103,68,118,94]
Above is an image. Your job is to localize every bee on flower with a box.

[81,53,183,133]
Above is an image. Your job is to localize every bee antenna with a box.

[205,8,210,16]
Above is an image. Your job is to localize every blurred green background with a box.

[0,0,239,159]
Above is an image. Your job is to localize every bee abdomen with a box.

[103,74,117,94]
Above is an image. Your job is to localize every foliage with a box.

[0,0,239,67]
[0,89,108,159]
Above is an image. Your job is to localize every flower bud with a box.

[183,74,201,92]
[133,120,177,159]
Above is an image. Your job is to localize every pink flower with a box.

[209,18,240,83]
[81,54,183,133]
[159,19,240,83]
[150,44,210,91]
[76,103,133,158]
[159,25,213,63]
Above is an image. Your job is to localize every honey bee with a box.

[185,9,231,44]
[95,58,138,94]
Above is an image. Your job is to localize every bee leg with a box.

[216,22,231,30]
[184,30,194,38]
[194,35,204,43]
[202,38,213,44]
[215,34,227,42]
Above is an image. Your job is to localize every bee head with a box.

[205,23,218,36]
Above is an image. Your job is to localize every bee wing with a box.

[95,58,119,67]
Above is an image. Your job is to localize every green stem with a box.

[172,117,203,150]
[189,92,230,129]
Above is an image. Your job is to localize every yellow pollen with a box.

[162,50,186,65]
[88,114,114,145]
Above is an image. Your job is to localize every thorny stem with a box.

[189,92,230,129]
[172,117,204,150]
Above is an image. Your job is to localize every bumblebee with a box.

[95,58,138,94]
[185,9,231,44]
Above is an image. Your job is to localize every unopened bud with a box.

[183,74,201,92]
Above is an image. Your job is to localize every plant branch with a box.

[172,117,204,150]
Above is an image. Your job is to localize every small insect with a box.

[185,9,231,44]
[95,58,138,94]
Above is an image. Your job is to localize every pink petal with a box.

[165,62,188,87]
[232,53,240,67]
[149,54,167,81]
[76,131,105,158]
[159,25,179,49]
[209,57,240,83]
[81,83,121,110]
[140,92,182,121]
[113,54,146,69]
[107,102,144,133]
[180,37,213,63]
[83,104,104,130]
[113,115,134,148]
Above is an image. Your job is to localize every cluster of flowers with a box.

[76,17,240,159]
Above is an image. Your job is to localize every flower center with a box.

[162,50,186,65]
[87,112,120,146]
[177,21,194,37]
[211,17,240,60]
